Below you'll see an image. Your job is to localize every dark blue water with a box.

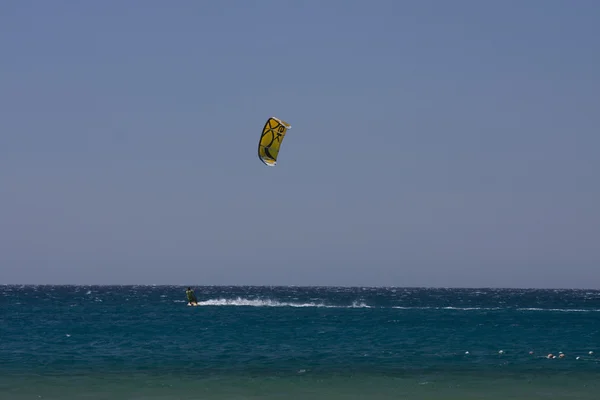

[1,286,599,399]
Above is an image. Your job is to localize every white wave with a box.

[193,297,371,308]
[441,307,501,310]
[518,308,600,312]
[390,306,600,312]
[173,299,599,312]
[350,301,371,308]
[391,306,500,311]
[196,297,333,308]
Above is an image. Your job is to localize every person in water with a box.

[186,287,198,306]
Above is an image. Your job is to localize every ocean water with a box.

[1,286,599,399]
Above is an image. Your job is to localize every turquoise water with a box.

[1,286,599,399]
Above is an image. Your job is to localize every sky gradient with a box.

[1,1,599,288]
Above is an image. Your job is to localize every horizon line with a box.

[1,284,598,290]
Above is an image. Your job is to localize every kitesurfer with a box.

[185,287,198,306]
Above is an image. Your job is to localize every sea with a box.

[1,286,599,399]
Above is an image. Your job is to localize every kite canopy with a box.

[257,117,292,167]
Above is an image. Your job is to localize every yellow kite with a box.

[257,117,292,167]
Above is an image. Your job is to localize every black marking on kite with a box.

[263,130,275,147]
[264,146,276,161]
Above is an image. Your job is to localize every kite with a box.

[257,117,292,167]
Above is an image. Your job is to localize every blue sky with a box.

[1,0,599,288]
